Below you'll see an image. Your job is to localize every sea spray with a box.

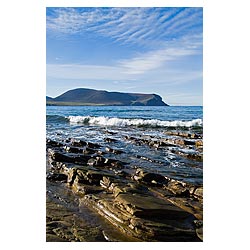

[67,116,202,128]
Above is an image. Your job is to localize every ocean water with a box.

[46,106,203,185]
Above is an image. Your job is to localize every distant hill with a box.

[46,96,54,101]
[46,88,169,106]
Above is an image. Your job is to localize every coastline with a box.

[46,128,203,242]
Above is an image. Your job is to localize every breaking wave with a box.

[46,115,69,123]
[67,116,202,128]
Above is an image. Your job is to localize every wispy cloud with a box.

[119,35,202,74]
[47,33,202,81]
[47,7,202,47]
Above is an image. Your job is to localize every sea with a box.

[46,105,203,185]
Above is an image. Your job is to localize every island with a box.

[46,88,169,106]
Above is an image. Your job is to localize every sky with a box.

[46,7,203,106]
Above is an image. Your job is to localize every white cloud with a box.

[118,34,202,74]
[47,8,202,47]
[47,30,202,84]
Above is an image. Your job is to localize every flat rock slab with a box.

[115,193,193,219]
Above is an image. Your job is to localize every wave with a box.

[46,115,69,123]
[67,116,202,128]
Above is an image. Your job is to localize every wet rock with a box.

[86,142,101,149]
[83,147,96,155]
[72,155,91,165]
[124,136,141,145]
[48,148,91,165]
[96,150,106,155]
[133,169,168,187]
[72,179,103,196]
[167,197,203,220]
[70,138,87,147]
[193,187,203,200]
[113,170,130,178]
[159,141,173,147]
[169,148,203,162]
[46,233,68,242]
[165,131,202,139]
[63,146,83,154]
[67,167,77,186]
[104,130,117,135]
[164,179,190,197]
[81,193,198,241]
[105,147,124,154]
[104,138,117,143]
[183,140,196,146]
[113,185,125,197]
[110,161,124,169]
[115,193,191,219]
[87,157,105,167]
[48,161,66,171]
[46,172,67,182]
[194,220,203,241]
[135,155,163,164]
[96,156,106,166]
[100,176,113,189]
[48,149,75,163]
[186,153,203,161]
[86,170,105,185]
[87,156,124,169]
[87,158,97,166]
[195,140,203,147]
[46,139,64,148]
[47,134,202,242]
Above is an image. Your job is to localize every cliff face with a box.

[46,88,169,106]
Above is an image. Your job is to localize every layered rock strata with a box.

[46,133,203,242]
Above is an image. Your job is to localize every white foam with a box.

[67,116,202,128]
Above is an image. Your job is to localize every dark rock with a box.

[186,153,203,161]
[115,193,193,219]
[104,137,117,143]
[67,167,77,186]
[46,172,67,182]
[86,170,104,185]
[46,139,64,148]
[87,156,124,169]
[71,155,91,165]
[48,149,75,163]
[183,140,196,146]
[70,138,87,147]
[48,149,91,165]
[133,169,168,186]
[105,147,124,154]
[104,130,117,135]
[63,146,83,154]
[87,158,97,166]
[83,147,96,155]
[86,142,101,149]
[193,187,203,200]
[72,180,104,195]
[165,180,190,197]
[105,147,113,153]
[110,161,123,169]
[100,176,112,189]
[48,161,66,170]
[195,140,203,147]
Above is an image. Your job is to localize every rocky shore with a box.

[46,130,203,242]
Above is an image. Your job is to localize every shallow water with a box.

[47,106,202,184]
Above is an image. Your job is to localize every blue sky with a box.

[46,7,203,106]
